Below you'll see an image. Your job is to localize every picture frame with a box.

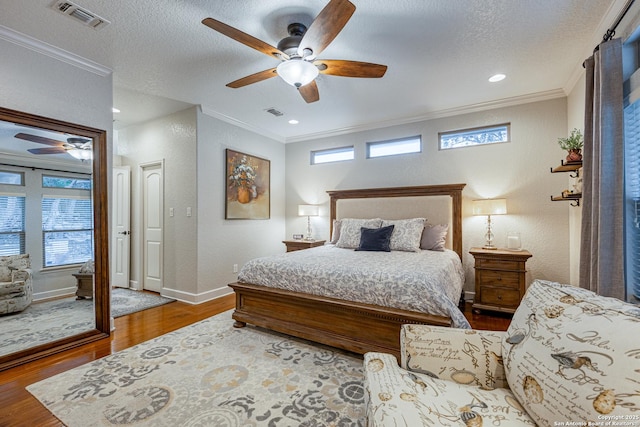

[225,149,270,219]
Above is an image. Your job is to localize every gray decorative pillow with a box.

[381,218,426,252]
[336,218,383,249]
[330,219,341,244]
[420,223,449,251]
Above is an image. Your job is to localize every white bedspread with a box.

[238,244,470,328]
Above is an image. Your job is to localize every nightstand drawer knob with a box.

[497,294,502,300]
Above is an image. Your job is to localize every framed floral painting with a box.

[225,149,270,219]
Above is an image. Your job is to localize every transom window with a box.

[311,146,354,164]
[0,170,24,185]
[366,135,422,158]
[439,123,510,150]
[43,175,92,189]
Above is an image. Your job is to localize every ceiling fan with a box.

[202,0,387,103]
[14,132,92,160]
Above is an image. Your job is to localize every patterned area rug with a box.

[0,297,93,356]
[111,288,175,318]
[0,289,174,356]
[27,310,365,426]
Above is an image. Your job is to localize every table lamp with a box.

[472,198,507,250]
[298,204,319,241]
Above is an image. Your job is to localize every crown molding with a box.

[198,105,285,143]
[0,25,111,77]
[284,89,567,143]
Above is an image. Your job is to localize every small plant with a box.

[557,128,584,151]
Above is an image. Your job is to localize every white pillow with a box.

[381,218,426,252]
[335,218,383,249]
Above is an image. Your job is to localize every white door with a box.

[142,163,163,292]
[111,166,131,288]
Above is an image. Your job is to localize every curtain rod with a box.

[0,162,92,176]
[600,0,636,45]
[583,0,636,66]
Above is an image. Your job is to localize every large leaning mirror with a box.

[0,107,109,371]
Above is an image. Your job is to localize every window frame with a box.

[0,169,25,185]
[438,123,511,150]
[310,146,355,165]
[366,135,422,159]
[0,192,26,256]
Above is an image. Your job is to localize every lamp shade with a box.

[277,59,319,88]
[472,198,507,216]
[298,204,319,216]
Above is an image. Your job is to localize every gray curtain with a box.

[580,38,625,298]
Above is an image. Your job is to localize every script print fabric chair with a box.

[0,254,33,315]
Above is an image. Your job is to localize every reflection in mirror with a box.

[0,107,109,371]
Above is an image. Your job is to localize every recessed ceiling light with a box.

[112,107,120,113]
[489,74,506,83]
[288,119,299,125]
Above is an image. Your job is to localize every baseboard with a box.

[33,287,76,302]
[160,285,233,304]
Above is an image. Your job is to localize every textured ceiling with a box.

[0,0,623,143]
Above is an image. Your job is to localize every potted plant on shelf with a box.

[558,128,584,162]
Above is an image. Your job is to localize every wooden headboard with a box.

[326,184,466,259]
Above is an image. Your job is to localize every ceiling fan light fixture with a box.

[277,59,319,88]
[67,148,92,161]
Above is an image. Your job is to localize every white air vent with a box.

[50,0,111,30]
[265,108,284,117]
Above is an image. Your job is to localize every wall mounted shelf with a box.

[550,160,582,207]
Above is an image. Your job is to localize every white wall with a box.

[566,72,586,285]
[115,107,198,298]
[196,109,286,302]
[0,38,112,298]
[285,98,573,294]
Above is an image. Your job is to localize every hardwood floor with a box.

[0,296,510,427]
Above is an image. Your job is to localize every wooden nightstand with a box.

[469,247,532,314]
[283,239,326,252]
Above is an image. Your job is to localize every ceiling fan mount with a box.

[202,0,387,103]
[276,23,309,58]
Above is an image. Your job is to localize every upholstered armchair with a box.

[0,254,33,315]
[364,280,640,426]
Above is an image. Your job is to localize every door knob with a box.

[117,231,130,235]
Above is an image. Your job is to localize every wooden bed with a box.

[230,183,466,359]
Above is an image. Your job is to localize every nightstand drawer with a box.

[475,258,521,271]
[479,287,521,307]
[476,270,520,288]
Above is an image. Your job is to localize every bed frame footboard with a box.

[229,282,452,359]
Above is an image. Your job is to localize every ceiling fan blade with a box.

[298,0,355,59]
[28,147,67,155]
[227,68,278,88]
[202,18,288,60]
[299,80,320,103]
[14,132,65,147]
[315,59,387,78]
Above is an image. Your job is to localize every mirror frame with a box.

[0,106,110,371]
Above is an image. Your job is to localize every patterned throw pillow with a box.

[502,280,640,423]
[381,218,426,252]
[335,218,382,249]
